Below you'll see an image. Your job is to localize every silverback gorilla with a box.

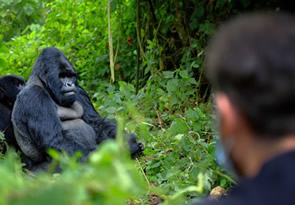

[12,48,144,171]
[0,75,25,152]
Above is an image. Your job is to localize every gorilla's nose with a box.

[66,82,74,87]
[62,81,77,94]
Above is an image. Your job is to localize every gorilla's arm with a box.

[0,75,25,152]
[0,104,11,132]
[0,104,18,151]
[12,86,90,159]
[76,86,117,144]
[76,86,144,158]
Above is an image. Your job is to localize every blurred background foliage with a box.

[0,0,294,204]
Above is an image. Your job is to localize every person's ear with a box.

[215,93,239,140]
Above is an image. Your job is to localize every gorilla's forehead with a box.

[58,56,76,73]
[42,47,63,56]
[37,48,76,75]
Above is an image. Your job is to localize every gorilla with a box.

[12,47,144,171]
[0,75,25,152]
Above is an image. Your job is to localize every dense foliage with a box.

[0,0,291,204]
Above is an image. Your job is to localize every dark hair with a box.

[206,12,295,138]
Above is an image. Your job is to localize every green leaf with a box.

[185,108,199,122]
[0,43,9,53]
[24,4,34,16]
[220,179,227,187]
[175,134,184,141]
[179,70,189,78]
[105,107,117,114]
[168,119,189,136]
[163,71,174,79]
[166,79,179,93]
[0,58,8,69]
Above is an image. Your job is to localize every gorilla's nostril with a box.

[66,82,73,87]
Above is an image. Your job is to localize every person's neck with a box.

[239,135,295,177]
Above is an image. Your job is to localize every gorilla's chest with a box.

[57,102,96,148]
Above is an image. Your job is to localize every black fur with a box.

[0,75,25,152]
[12,48,143,170]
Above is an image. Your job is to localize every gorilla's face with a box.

[50,68,78,107]
[36,48,78,107]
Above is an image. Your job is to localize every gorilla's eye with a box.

[59,72,76,79]
[59,72,67,78]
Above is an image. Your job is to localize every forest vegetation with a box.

[0,0,292,204]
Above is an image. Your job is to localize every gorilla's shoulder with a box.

[17,84,51,103]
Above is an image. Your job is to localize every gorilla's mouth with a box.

[64,91,76,96]
[61,85,77,97]
[63,90,76,96]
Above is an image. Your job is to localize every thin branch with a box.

[136,17,155,77]
[136,0,141,94]
[114,4,122,64]
[136,158,151,188]
[107,0,115,82]
[147,0,157,25]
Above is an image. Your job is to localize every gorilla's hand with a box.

[128,134,144,159]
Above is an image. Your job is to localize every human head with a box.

[206,12,295,176]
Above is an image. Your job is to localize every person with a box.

[198,12,295,205]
